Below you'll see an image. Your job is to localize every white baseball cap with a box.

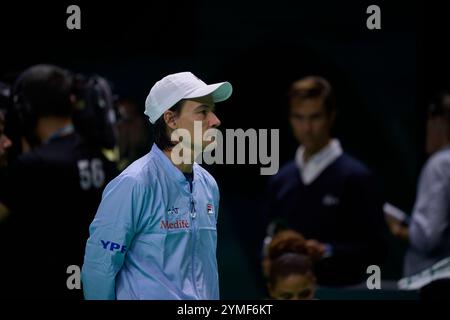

[144,72,233,124]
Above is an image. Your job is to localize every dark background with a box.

[0,0,447,298]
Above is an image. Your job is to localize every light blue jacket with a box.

[81,144,220,299]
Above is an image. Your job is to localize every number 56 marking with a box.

[77,159,105,190]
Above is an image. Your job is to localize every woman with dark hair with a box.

[265,230,317,300]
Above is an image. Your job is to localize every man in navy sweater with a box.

[264,76,386,286]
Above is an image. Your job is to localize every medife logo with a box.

[160,219,190,230]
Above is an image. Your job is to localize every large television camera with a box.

[71,73,118,150]
[0,68,118,156]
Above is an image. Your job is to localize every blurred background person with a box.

[1,64,118,299]
[0,105,13,222]
[116,98,151,170]
[0,86,14,293]
[264,76,386,287]
[0,107,12,168]
[386,89,450,278]
[264,229,317,300]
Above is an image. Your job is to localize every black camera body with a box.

[1,68,118,154]
[71,73,118,150]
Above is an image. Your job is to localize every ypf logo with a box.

[100,240,127,254]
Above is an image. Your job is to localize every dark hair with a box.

[428,90,450,120]
[152,99,185,151]
[14,64,73,118]
[288,76,336,114]
[269,253,314,285]
[267,230,315,285]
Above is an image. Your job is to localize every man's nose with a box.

[302,119,313,133]
[208,112,221,128]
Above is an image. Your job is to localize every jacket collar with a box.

[150,143,198,185]
[295,139,343,185]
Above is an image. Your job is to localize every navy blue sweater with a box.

[265,153,386,286]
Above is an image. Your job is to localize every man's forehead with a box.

[185,96,215,108]
[191,94,214,103]
[291,79,317,91]
[290,98,325,113]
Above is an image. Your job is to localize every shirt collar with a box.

[45,123,75,144]
[295,139,343,185]
[150,143,198,185]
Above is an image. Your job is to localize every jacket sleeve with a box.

[409,154,450,254]
[213,181,220,224]
[81,175,148,299]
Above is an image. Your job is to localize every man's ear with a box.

[163,110,177,130]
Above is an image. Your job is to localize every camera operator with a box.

[1,64,118,299]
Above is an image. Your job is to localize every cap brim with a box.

[184,82,233,103]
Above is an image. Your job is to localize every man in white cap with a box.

[82,72,232,299]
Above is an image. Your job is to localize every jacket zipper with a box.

[190,186,199,297]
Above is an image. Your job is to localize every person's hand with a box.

[385,215,409,241]
[305,239,327,260]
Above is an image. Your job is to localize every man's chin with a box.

[174,140,218,158]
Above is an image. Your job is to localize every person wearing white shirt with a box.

[264,76,386,286]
